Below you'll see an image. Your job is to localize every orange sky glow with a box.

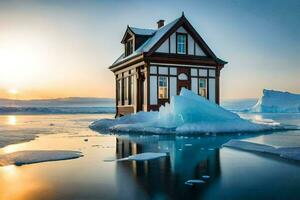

[0,1,299,100]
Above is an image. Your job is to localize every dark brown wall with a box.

[135,35,151,50]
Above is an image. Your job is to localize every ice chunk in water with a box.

[90,88,282,134]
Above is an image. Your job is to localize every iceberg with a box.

[90,89,281,134]
[251,89,300,113]
[0,150,83,166]
[223,140,300,161]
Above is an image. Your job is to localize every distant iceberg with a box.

[90,89,281,134]
[251,89,300,113]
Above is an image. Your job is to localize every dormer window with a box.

[176,33,187,54]
[125,39,133,56]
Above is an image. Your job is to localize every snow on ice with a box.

[251,89,300,113]
[223,140,300,161]
[90,88,281,134]
[0,150,83,166]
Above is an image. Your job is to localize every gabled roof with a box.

[111,14,227,69]
[113,17,181,66]
[129,27,156,36]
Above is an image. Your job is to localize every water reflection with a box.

[7,115,16,125]
[114,134,257,199]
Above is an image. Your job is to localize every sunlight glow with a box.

[3,145,18,154]
[0,34,47,93]
[7,116,17,125]
[2,165,17,175]
[8,88,18,95]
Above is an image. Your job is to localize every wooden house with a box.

[109,14,227,117]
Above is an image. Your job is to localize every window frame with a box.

[129,75,134,105]
[125,39,133,57]
[117,79,122,105]
[123,77,128,103]
[198,78,207,98]
[176,33,187,54]
[158,76,168,99]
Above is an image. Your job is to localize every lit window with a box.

[158,76,168,99]
[177,34,186,54]
[199,78,207,97]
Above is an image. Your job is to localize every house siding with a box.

[111,15,226,117]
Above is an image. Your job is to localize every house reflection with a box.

[115,136,222,199]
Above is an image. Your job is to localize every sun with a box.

[8,88,19,95]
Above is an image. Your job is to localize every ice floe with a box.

[223,140,300,161]
[202,175,210,179]
[0,150,83,166]
[104,152,167,162]
[0,131,37,148]
[119,152,167,161]
[90,89,282,134]
[185,179,205,186]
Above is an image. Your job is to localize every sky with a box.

[0,0,299,100]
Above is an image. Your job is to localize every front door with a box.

[177,67,191,94]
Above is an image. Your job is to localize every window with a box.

[158,76,168,99]
[150,66,157,74]
[128,76,132,104]
[117,79,121,105]
[158,67,168,75]
[131,77,134,104]
[123,77,128,102]
[209,69,216,77]
[199,69,207,76]
[125,40,133,56]
[170,67,177,75]
[191,68,198,76]
[199,78,207,97]
[177,33,187,54]
[129,76,134,105]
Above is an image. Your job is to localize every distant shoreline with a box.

[0,106,115,115]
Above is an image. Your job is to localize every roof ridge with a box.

[129,26,156,31]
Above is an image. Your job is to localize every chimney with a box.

[157,19,165,29]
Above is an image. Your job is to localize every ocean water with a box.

[0,113,300,200]
[0,106,115,114]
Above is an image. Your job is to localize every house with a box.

[109,13,227,117]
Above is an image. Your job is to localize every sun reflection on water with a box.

[7,115,17,125]
[2,165,17,175]
[3,144,19,154]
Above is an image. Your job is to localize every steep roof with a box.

[129,27,156,36]
[112,17,180,65]
[111,15,227,68]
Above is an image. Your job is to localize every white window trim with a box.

[199,78,207,98]
[158,76,168,99]
[177,34,187,54]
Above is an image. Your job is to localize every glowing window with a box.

[158,76,168,99]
